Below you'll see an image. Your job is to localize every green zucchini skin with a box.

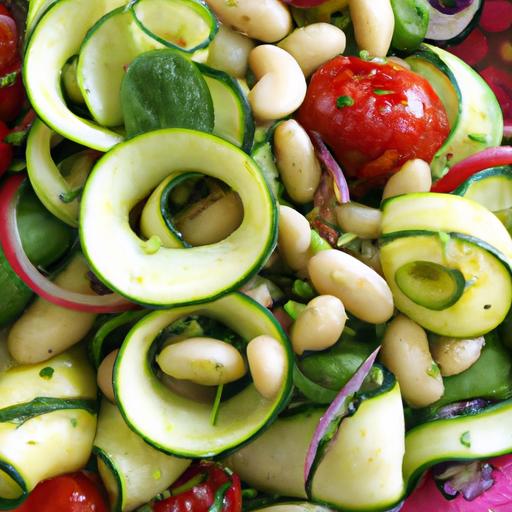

[80,129,277,307]
[114,293,293,458]
[94,400,191,512]
[0,185,74,328]
[0,345,98,508]
[406,44,503,179]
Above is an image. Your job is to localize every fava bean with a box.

[278,23,346,77]
[248,45,307,121]
[308,249,393,323]
[204,0,292,43]
[430,336,485,377]
[156,337,246,386]
[247,335,287,400]
[8,256,97,364]
[97,349,118,403]
[335,202,382,239]
[274,120,321,204]
[291,295,347,355]
[382,159,432,199]
[380,315,444,408]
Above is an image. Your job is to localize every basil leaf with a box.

[121,49,214,138]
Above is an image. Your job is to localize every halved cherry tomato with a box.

[0,11,17,73]
[153,462,242,512]
[13,472,109,512]
[297,56,450,183]
[0,119,12,176]
[0,64,25,122]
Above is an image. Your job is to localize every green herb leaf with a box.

[39,367,55,380]
[460,430,471,448]
[210,383,224,426]
[292,280,315,300]
[374,89,395,96]
[121,49,214,138]
[468,133,488,143]
[336,95,354,108]
[283,300,306,321]
[0,71,18,88]
[4,130,28,146]
[208,481,232,512]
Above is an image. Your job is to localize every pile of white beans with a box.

[6,0,485,409]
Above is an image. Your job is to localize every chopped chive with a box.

[336,95,354,108]
[426,362,441,378]
[59,187,83,203]
[284,300,306,321]
[337,232,358,248]
[210,383,224,426]
[208,482,231,512]
[460,431,471,448]
[468,133,488,143]
[359,50,371,61]
[39,367,55,380]
[374,89,395,96]
[0,71,18,88]
[292,280,315,300]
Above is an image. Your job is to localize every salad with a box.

[0,0,512,510]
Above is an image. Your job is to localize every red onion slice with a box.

[309,131,350,204]
[304,346,381,487]
[428,0,475,15]
[431,146,512,193]
[0,174,137,314]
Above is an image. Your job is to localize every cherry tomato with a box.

[0,64,24,122]
[13,472,109,512]
[0,120,12,176]
[0,11,17,73]
[153,462,242,512]
[297,56,450,183]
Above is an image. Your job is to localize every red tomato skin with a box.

[297,56,450,180]
[0,13,17,73]
[0,71,25,122]
[0,119,12,176]
[13,472,109,512]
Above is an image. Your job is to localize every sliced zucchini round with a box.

[114,293,293,458]
[24,0,124,151]
[80,129,277,307]
[94,400,190,512]
[404,399,512,492]
[380,232,512,337]
[77,7,160,128]
[406,44,503,179]
[198,64,254,153]
[381,192,512,260]
[453,166,512,213]
[394,260,465,311]
[130,0,218,53]
[26,119,95,227]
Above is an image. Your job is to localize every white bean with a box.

[278,205,311,271]
[308,249,393,323]
[156,337,246,386]
[176,191,243,246]
[380,315,444,408]
[97,349,118,403]
[291,295,347,355]
[349,0,394,57]
[248,45,307,121]
[274,120,322,204]
[278,23,346,77]
[335,202,382,239]
[8,256,97,364]
[247,335,287,399]
[204,0,292,42]
[382,159,432,199]
[206,24,255,78]
[430,336,485,377]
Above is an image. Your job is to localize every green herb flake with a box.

[374,89,395,96]
[152,469,162,480]
[0,71,18,88]
[59,187,83,204]
[292,279,315,300]
[70,418,78,428]
[426,362,441,378]
[140,235,162,255]
[4,130,28,146]
[336,95,354,108]
[39,367,55,380]
[283,300,306,321]
[468,133,488,143]
[460,431,471,448]
[310,229,331,254]
[337,232,358,248]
